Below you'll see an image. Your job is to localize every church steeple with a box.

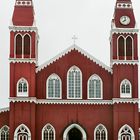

[12,0,34,26]
[113,0,136,28]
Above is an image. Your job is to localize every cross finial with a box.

[72,35,78,45]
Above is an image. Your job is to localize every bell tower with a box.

[110,0,139,139]
[9,0,38,139]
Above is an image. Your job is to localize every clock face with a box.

[120,16,130,25]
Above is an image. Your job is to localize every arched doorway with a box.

[63,124,87,140]
[68,127,82,140]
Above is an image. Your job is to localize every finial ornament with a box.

[72,35,78,45]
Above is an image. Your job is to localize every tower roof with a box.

[12,0,35,26]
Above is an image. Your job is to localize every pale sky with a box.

[0,0,140,108]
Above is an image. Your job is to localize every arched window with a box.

[120,79,132,98]
[42,124,55,140]
[118,124,135,140]
[67,66,82,99]
[0,125,9,140]
[126,36,133,58]
[94,124,108,140]
[118,36,125,57]
[15,34,22,56]
[88,74,103,99]
[47,74,61,99]
[17,78,28,97]
[24,34,31,56]
[14,124,31,140]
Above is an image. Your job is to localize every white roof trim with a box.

[111,28,139,34]
[9,58,37,64]
[9,26,38,32]
[36,45,112,73]
[9,97,139,105]
[111,60,139,66]
[0,107,9,113]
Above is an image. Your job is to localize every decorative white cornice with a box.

[9,26,38,32]
[113,98,139,104]
[9,97,139,105]
[16,0,32,6]
[9,97,37,103]
[111,28,139,34]
[111,60,139,66]
[0,107,9,113]
[9,58,37,64]
[116,2,132,9]
[36,45,112,74]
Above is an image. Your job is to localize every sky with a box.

[0,0,140,108]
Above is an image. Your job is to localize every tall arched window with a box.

[17,78,28,97]
[118,36,125,58]
[24,34,31,56]
[0,125,9,140]
[67,66,82,99]
[47,74,61,99]
[118,124,135,140]
[14,124,31,140]
[42,124,55,140]
[88,74,103,99]
[120,79,132,98]
[15,34,22,56]
[126,36,133,58]
[94,124,108,140]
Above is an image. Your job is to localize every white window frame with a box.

[117,35,134,60]
[46,74,62,99]
[94,124,108,140]
[14,33,31,59]
[17,78,29,97]
[67,65,82,99]
[14,124,31,140]
[120,79,132,98]
[118,124,135,140]
[42,123,55,140]
[0,125,9,140]
[87,74,103,99]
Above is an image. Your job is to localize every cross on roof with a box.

[72,35,78,45]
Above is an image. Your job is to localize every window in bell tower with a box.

[118,36,125,58]
[126,36,133,58]
[24,34,31,57]
[15,34,22,57]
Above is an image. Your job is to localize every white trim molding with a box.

[63,124,87,140]
[9,98,139,105]
[111,60,139,66]
[9,58,37,64]
[0,107,9,113]
[113,98,139,104]
[9,26,38,32]
[116,2,132,9]
[16,0,32,6]
[111,28,139,34]
[36,45,112,74]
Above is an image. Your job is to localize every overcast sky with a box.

[0,0,140,108]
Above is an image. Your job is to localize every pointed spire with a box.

[12,0,35,26]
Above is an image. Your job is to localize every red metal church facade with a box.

[0,0,140,140]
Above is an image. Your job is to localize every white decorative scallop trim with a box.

[0,107,9,113]
[9,98,139,105]
[111,60,139,66]
[116,3,132,9]
[9,58,36,64]
[113,98,139,104]
[36,45,112,74]
[16,1,32,6]
[9,97,36,103]
[9,26,38,32]
[37,99,112,105]
[111,28,139,34]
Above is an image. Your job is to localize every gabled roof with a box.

[36,45,112,73]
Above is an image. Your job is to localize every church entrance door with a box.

[68,128,82,140]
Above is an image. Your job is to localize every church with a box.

[0,0,140,139]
